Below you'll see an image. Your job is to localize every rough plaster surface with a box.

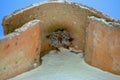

[2,2,119,56]
[9,49,120,80]
[85,17,120,74]
[1,1,120,80]
[0,20,41,80]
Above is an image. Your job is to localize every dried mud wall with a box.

[1,2,120,79]
[2,2,118,56]
[85,17,120,75]
[0,20,41,80]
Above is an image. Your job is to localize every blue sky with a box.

[0,0,120,38]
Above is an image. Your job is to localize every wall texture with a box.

[85,16,120,74]
[1,1,120,80]
[0,20,41,80]
[2,2,119,56]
